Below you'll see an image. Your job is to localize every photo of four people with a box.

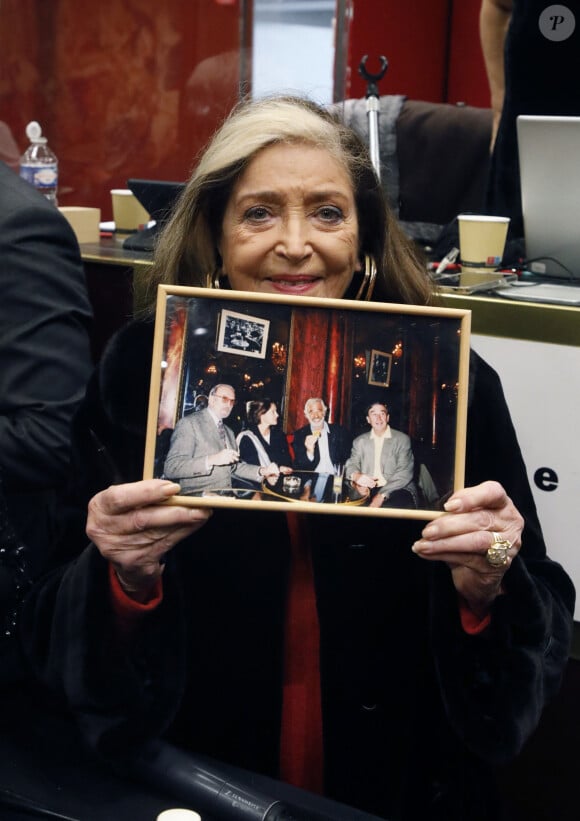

[149,290,468,513]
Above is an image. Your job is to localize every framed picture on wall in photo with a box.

[216,308,270,359]
[144,285,471,521]
[367,349,392,387]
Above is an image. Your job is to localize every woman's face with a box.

[220,142,362,299]
[261,403,279,427]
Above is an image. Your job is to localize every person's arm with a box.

[87,479,210,598]
[344,436,362,480]
[427,540,573,763]
[345,437,376,488]
[19,538,191,758]
[412,352,574,762]
[479,0,513,148]
[292,429,317,470]
[382,434,414,494]
[108,561,163,644]
[412,353,542,617]
[0,188,92,488]
[164,417,215,478]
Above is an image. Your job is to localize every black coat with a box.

[238,425,293,469]
[0,162,92,684]
[292,422,352,471]
[0,161,93,576]
[20,319,575,821]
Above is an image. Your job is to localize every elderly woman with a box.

[20,96,573,821]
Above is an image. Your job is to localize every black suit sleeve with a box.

[329,425,353,467]
[292,427,317,471]
[0,168,93,490]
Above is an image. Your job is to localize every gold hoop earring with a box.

[354,255,377,301]
[208,270,225,289]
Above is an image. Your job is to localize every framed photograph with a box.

[368,349,392,387]
[144,285,471,521]
[217,308,269,359]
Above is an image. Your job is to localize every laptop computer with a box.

[517,115,580,281]
[123,178,186,252]
[495,282,580,306]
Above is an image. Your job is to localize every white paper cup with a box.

[110,188,150,233]
[457,214,510,286]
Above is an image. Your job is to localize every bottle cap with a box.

[25,120,47,144]
[156,811,202,821]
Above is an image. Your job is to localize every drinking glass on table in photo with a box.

[332,463,344,494]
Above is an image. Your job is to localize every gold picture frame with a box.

[144,285,471,521]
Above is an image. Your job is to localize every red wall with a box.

[0,0,243,216]
[0,1,490,216]
[447,0,491,106]
[346,0,490,107]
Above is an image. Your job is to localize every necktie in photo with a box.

[217,419,228,448]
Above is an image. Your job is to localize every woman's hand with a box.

[87,479,212,600]
[412,480,523,618]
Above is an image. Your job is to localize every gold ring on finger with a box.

[486,531,512,568]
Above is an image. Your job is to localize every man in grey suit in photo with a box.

[164,384,278,494]
[345,402,416,508]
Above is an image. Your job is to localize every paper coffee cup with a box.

[58,206,101,244]
[457,214,510,286]
[110,188,150,233]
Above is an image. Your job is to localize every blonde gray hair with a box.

[146,95,431,307]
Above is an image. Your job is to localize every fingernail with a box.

[412,541,424,553]
[161,481,181,495]
[444,498,461,512]
[190,507,211,519]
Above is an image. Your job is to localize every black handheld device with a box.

[132,741,304,821]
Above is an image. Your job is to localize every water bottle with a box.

[19,121,58,205]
